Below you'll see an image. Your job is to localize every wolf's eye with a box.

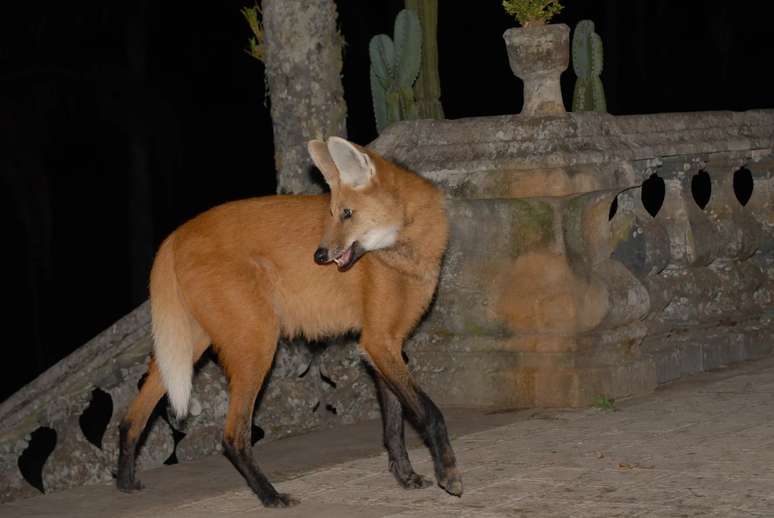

[341,208,353,220]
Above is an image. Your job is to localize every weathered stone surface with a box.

[172,359,228,463]
[371,111,774,184]
[404,181,657,409]
[610,192,671,278]
[374,110,774,410]
[317,338,380,426]
[0,303,152,502]
[253,341,324,439]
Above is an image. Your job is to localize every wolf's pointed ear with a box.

[326,137,374,189]
[308,139,340,187]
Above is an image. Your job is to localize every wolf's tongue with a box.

[333,246,352,266]
[339,246,353,264]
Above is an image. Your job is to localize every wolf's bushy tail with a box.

[149,236,201,420]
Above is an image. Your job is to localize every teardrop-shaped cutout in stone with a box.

[691,170,711,210]
[79,387,113,450]
[641,173,665,218]
[733,167,753,206]
[18,427,57,493]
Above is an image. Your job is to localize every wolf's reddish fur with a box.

[117,138,461,506]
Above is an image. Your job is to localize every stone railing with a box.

[373,110,774,407]
[1,109,772,502]
[0,306,379,502]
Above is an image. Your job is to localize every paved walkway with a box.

[3,357,774,517]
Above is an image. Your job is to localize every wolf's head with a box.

[308,137,404,272]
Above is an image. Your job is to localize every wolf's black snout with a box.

[314,247,329,264]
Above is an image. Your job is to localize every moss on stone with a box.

[463,321,488,336]
[609,213,635,248]
[510,199,555,256]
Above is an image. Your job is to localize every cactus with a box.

[369,9,422,133]
[405,0,444,120]
[571,20,606,112]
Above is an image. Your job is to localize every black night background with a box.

[2,0,774,402]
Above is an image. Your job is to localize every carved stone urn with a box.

[503,23,570,116]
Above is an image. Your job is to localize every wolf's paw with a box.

[263,493,299,508]
[398,471,433,490]
[438,470,463,497]
[116,478,144,493]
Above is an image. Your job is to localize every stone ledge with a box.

[372,111,774,191]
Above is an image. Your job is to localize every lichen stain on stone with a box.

[580,195,618,262]
[609,213,635,249]
[491,252,609,335]
[462,321,487,336]
[509,200,555,256]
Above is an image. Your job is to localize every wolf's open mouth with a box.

[333,242,361,272]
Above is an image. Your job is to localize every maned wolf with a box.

[116,137,462,506]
